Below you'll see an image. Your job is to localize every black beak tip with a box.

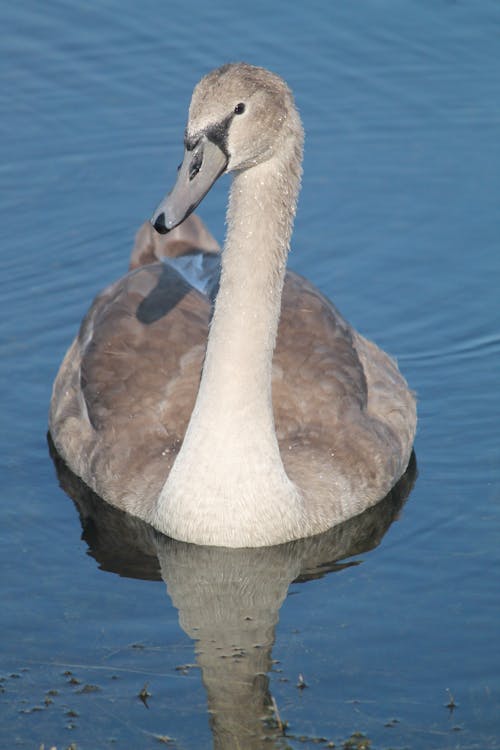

[152,212,170,235]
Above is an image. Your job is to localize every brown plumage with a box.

[50,63,416,547]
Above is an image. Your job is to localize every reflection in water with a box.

[49,437,416,749]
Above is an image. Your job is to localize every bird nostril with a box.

[153,212,169,235]
[189,148,203,181]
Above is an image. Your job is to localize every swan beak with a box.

[151,136,228,234]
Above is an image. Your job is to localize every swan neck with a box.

[191,134,302,435]
[204,157,299,401]
[155,131,306,546]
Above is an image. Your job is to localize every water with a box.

[1,1,499,748]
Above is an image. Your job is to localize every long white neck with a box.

[198,156,296,444]
[155,128,306,547]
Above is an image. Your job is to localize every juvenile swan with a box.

[50,63,417,548]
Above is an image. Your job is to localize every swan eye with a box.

[234,102,246,115]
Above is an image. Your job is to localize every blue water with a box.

[1,1,500,748]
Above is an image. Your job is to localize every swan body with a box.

[50,63,416,548]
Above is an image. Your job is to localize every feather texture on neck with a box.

[154,122,306,546]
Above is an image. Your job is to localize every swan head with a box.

[151,63,302,234]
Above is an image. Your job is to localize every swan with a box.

[49,62,416,548]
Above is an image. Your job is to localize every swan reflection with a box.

[50,439,416,749]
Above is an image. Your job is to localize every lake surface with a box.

[1,1,499,748]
